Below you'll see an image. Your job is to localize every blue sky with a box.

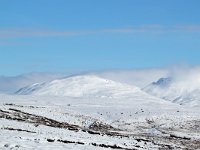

[0,0,200,75]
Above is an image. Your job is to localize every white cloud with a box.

[168,65,200,92]
[0,73,65,93]
[1,65,200,94]
[1,24,200,40]
[93,68,169,88]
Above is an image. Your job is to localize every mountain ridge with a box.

[143,76,200,107]
[16,75,143,98]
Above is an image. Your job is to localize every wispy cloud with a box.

[174,25,200,32]
[0,24,200,39]
[0,29,84,38]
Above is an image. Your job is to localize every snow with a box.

[143,76,200,107]
[1,74,200,149]
[0,73,64,94]
[16,75,143,98]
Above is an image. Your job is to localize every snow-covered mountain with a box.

[0,73,65,93]
[2,85,199,149]
[3,74,200,149]
[0,68,168,94]
[143,77,200,107]
[16,75,145,98]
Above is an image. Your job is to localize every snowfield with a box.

[1,75,200,149]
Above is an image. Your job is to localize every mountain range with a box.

[15,73,200,107]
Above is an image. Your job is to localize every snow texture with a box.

[1,74,200,149]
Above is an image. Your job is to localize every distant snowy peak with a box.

[143,77,200,107]
[143,77,177,101]
[16,83,46,95]
[16,75,142,98]
[151,77,172,87]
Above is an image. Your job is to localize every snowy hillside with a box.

[1,92,200,149]
[143,77,200,107]
[16,75,145,98]
[1,74,200,149]
[0,73,64,93]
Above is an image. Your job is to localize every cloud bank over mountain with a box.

[1,65,200,97]
[0,73,64,93]
[143,65,200,107]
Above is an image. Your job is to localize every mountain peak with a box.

[152,77,172,87]
[16,75,141,98]
[143,76,200,107]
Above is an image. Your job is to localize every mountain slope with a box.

[0,73,64,94]
[16,75,144,98]
[143,77,200,107]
